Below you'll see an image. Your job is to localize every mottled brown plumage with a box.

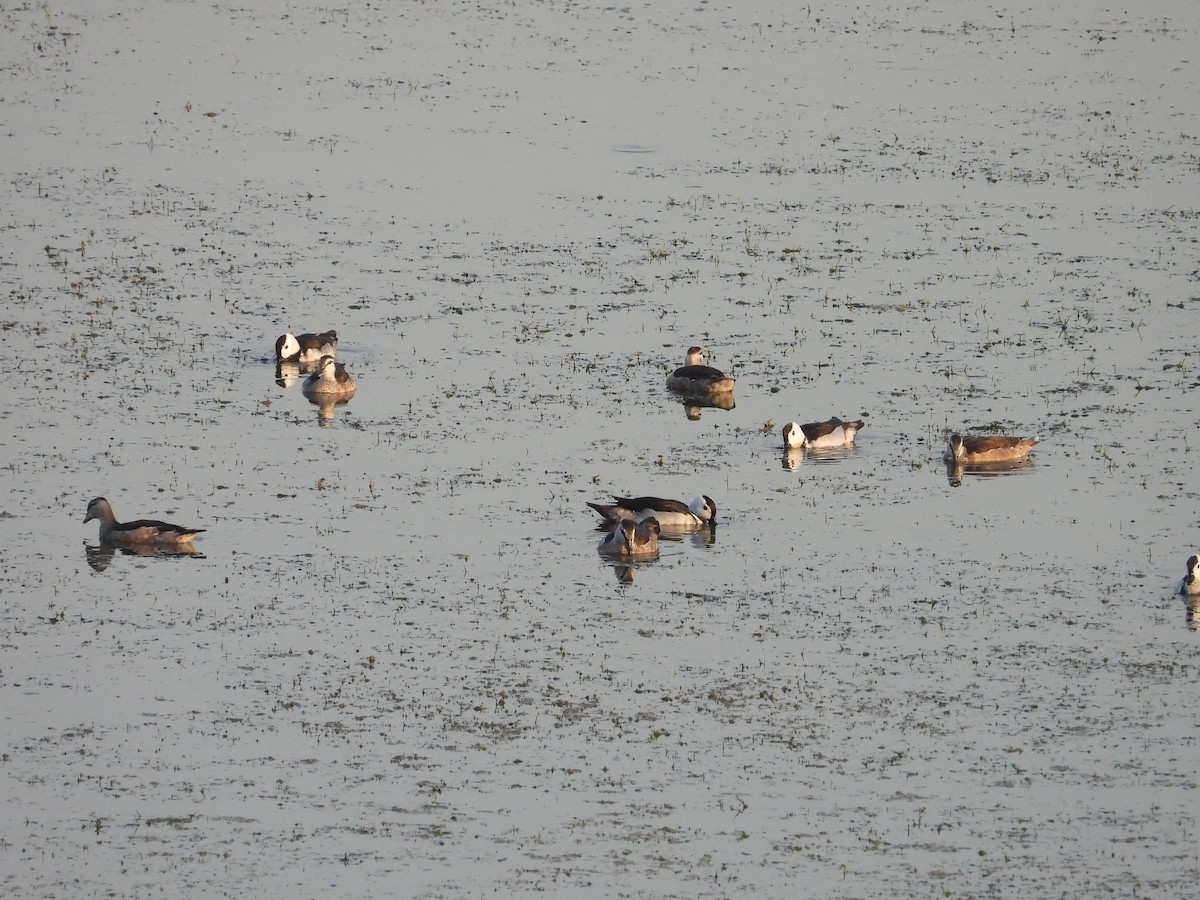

[944,433,1038,464]
[598,517,661,558]
[302,355,356,397]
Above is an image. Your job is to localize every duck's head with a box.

[84,497,110,523]
[617,519,638,552]
[782,422,805,449]
[276,333,300,359]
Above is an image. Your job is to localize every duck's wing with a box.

[671,365,727,382]
[275,334,299,360]
[109,519,205,540]
[110,517,177,533]
[800,418,843,441]
[611,496,691,516]
[587,501,632,522]
[961,435,1028,453]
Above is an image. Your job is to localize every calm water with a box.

[1,1,1197,896]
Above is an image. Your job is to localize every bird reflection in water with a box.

[275,360,300,388]
[85,541,205,572]
[782,444,857,471]
[606,526,716,581]
[944,458,1034,487]
[605,557,663,584]
[308,393,354,426]
[676,392,736,421]
[276,358,325,388]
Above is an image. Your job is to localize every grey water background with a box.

[1,1,1197,896]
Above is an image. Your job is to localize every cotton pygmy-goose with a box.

[301,355,356,397]
[782,417,865,449]
[84,497,205,545]
[1180,555,1200,596]
[943,433,1038,464]
[587,495,716,530]
[275,330,338,363]
[598,517,661,558]
[665,347,735,395]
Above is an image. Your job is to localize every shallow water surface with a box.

[1,1,1198,897]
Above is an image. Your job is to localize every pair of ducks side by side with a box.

[670,348,865,447]
[668,348,863,447]
[588,495,716,530]
[780,418,1039,464]
[668,348,862,450]
[275,330,356,397]
[778,417,1186,592]
[588,495,717,558]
